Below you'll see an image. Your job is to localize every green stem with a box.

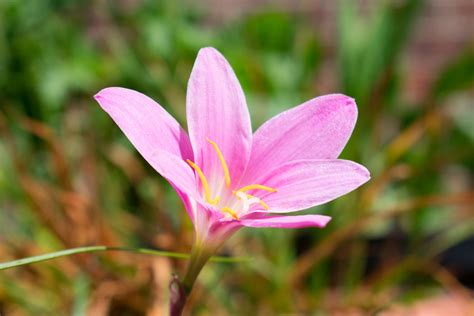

[169,243,214,316]
[182,245,212,293]
[0,246,247,271]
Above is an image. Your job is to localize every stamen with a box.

[221,207,239,220]
[234,191,270,210]
[207,138,231,187]
[237,184,277,193]
[258,199,269,210]
[186,159,220,205]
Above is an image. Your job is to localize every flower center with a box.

[186,138,277,220]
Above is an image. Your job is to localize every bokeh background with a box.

[0,0,473,315]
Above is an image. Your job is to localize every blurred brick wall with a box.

[202,0,474,102]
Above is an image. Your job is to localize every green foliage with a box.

[338,0,423,104]
[432,47,474,99]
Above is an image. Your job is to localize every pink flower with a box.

[94,47,370,252]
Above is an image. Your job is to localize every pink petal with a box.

[186,47,252,185]
[147,149,203,223]
[244,94,357,178]
[240,214,331,228]
[94,87,194,163]
[148,149,199,201]
[248,159,370,213]
[173,186,196,224]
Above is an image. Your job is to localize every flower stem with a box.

[169,243,213,316]
[183,245,212,292]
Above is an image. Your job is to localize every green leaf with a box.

[0,246,251,271]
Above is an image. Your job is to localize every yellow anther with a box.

[186,159,219,205]
[236,184,277,193]
[207,138,231,187]
[221,207,239,220]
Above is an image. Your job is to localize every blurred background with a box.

[0,0,473,315]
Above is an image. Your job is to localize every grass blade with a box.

[0,246,250,271]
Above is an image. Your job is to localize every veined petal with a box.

[186,47,252,185]
[148,152,238,223]
[172,185,196,224]
[245,94,357,178]
[95,87,193,163]
[148,150,202,223]
[240,214,331,228]
[148,150,200,201]
[248,159,370,213]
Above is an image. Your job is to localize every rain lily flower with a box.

[94,47,369,302]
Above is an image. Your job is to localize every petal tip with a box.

[198,46,220,55]
[360,165,371,182]
[344,160,371,184]
[352,164,371,188]
[94,87,117,103]
[338,94,357,111]
[329,93,357,113]
[93,92,103,102]
[196,47,226,64]
[93,87,135,110]
[319,216,332,227]
[344,96,356,107]
[312,93,358,123]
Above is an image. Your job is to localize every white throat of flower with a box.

[186,138,277,220]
